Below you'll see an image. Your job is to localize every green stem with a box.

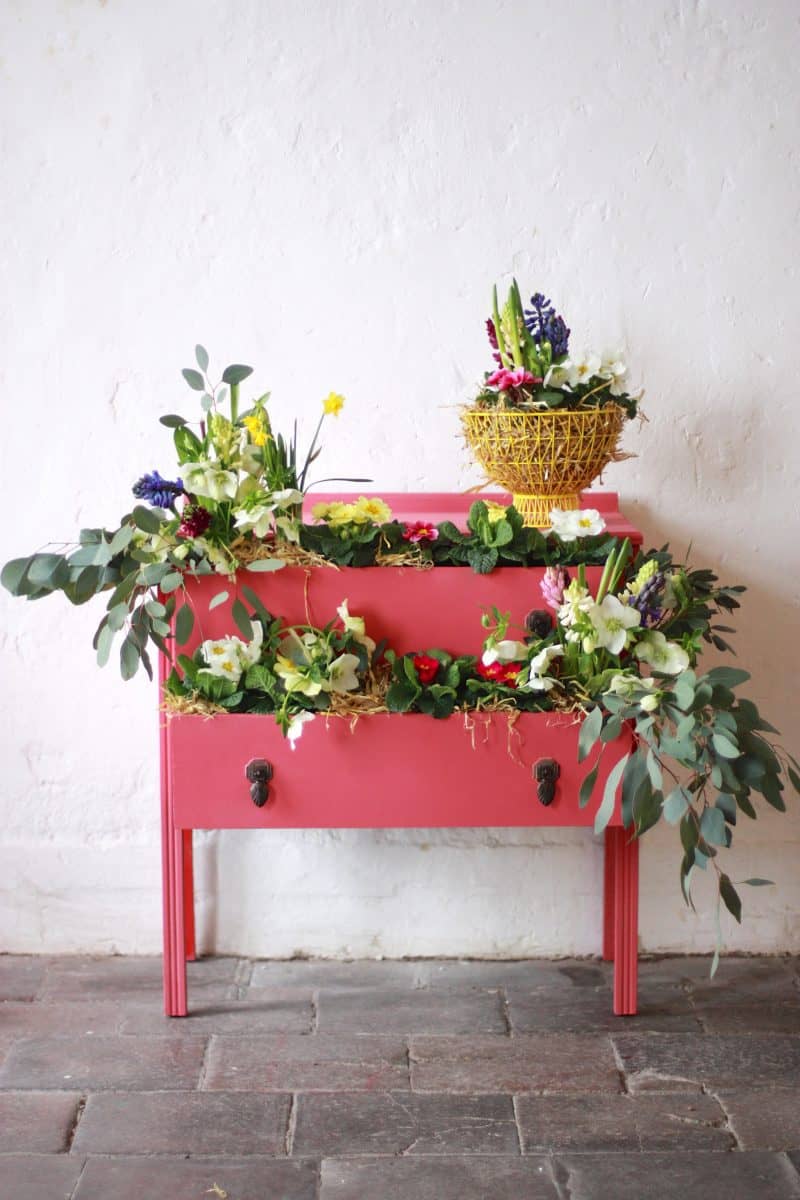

[492,286,511,368]
[230,382,239,425]
[606,537,632,597]
[298,414,325,492]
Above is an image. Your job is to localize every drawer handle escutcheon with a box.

[245,758,273,808]
[534,758,560,807]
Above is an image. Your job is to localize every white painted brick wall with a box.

[1,0,798,956]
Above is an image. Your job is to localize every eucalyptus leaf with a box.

[663,787,690,824]
[195,344,209,371]
[160,572,183,594]
[713,733,740,760]
[741,878,774,887]
[208,590,229,610]
[231,598,253,640]
[719,873,742,923]
[120,633,140,681]
[159,414,187,428]
[700,806,727,846]
[175,603,194,645]
[132,505,164,535]
[222,364,254,386]
[246,558,286,572]
[182,367,206,391]
[594,753,629,835]
[578,706,603,763]
[579,760,600,809]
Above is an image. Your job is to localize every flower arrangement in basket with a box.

[462,282,639,526]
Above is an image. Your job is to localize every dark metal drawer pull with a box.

[245,759,273,807]
[534,758,560,807]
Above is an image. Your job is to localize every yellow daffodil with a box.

[322,391,345,417]
[243,413,270,447]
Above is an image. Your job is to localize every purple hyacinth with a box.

[132,470,184,509]
[524,293,570,358]
[541,566,570,612]
[629,572,664,627]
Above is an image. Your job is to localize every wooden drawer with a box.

[181,565,606,658]
[166,711,631,831]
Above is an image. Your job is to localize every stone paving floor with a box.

[1,954,800,1199]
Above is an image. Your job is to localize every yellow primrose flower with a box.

[485,501,509,524]
[274,655,325,697]
[323,391,345,417]
[352,496,392,524]
[327,503,357,527]
[311,501,333,521]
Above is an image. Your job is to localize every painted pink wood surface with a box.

[167,711,632,831]
[180,564,604,658]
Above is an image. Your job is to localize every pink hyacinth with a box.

[541,566,570,612]
[485,367,541,390]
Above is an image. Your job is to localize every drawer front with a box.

[167,711,631,831]
[181,565,605,659]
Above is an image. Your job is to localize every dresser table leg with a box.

[612,828,639,1016]
[602,828,617,962]
[183,830,196,962]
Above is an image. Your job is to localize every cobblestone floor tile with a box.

[319,1155,557,1198]
[0,1034,207,1091]
[204,1034,409,1092]
[249,959,424,990]
[612,1033,800,1092]
[118,990,314,1035]
[73,1156,318,1199]
[72,1090,291,1155]
[39,955,240,1003]
[0,955,48,1001]
[410,1035,620,1094]
[317,987,505,1034]
[718,1090,800,1150]
[507,985,700,1033]
[415,959,607,991]
[517,1092,732,1152]
[693,997,800,1034]
[554,1151,800,1199]
[0,1154,85,1200]
[0,1090,82,1152]
[0,1000,122,1039]
[293,1092,518,1156]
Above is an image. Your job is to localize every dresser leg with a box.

[612,830,639,1016]
[602,828,617,962]
[183,830,196,962]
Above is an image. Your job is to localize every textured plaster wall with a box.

[1,0,799,957]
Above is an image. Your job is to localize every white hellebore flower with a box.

[634,631,690,675]
[606,672,660,713]
[233,504,274,539]
[548,507,607,542]
[517,644,564,691]
[239,621,263,668]
[587,595,642,655]
[337,599,376,654]
[287,710,315,749]
[182,462,239,502]
[328,652,361,693]
[481,639,529,667]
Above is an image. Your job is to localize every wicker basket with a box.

[461,406,625,527]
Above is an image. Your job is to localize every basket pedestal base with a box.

[512,491,580,527]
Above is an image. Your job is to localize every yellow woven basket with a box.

[461,406,625,527]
